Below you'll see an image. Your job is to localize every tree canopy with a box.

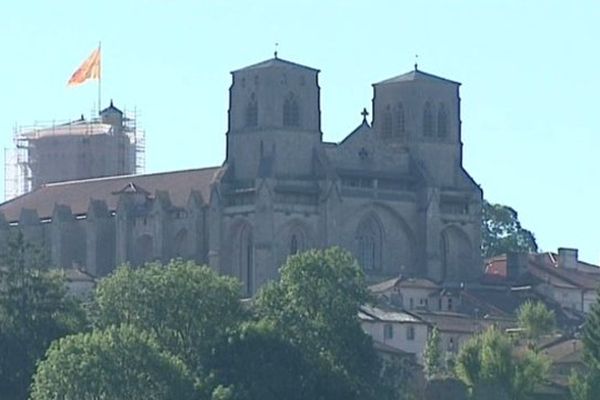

[481,200,538,259]
[516,300,555,342]
[206,320,336,400]
[455,326,549,400]
[93,259,244,371]
[423,327,443,379]
[254,247,382,400]
[30,324,197,400]
[570,288,600,399]
[0,232,86,400]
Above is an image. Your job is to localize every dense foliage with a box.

[254,247,381,400]
[0,232,86,400]
[482,200,538,259]
[423,327,443,379]
[455,326,549,400]
[93,260,244,372]
[28,248,400,400]
[30,324,197,400]
[516,300,555,342]
[570,287,600,400]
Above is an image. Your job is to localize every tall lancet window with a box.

[382,105,393,137]
[239,225,254,296]
[289,227,306,256]
[283,92,300,127]
[245,93,258,128]
[394,102,405,137]
[356,215,383,272]
[423,101,434,137]
[437,103,448,138]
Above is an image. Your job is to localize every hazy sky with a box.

[1,1,598,263]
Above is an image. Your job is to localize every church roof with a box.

[374,68,461,86]
[100,99,123,115]
[232,57,320,73]
[0,167,221,222]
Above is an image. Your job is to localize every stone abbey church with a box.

[0,57,483,295]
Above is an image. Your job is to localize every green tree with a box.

[93,259,244,372]
[206,320,347,400]
[455,326,549,400]
[30,324,197,400]
[254,247,382,400]
[570,289,600,399]
[424,327,444,379]
[516,301,555,343]
[482,200,538,259]
[0,232,86,400]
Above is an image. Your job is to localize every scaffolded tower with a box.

[4,101,145,201]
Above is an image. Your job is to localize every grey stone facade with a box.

[0,57,483,295]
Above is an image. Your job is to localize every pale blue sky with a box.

[1,1,598,262]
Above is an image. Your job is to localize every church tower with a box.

[226,56,321,180]
[371,66,462,186]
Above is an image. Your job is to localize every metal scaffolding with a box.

[4,108,146,201]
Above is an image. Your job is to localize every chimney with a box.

[558,248,578,269]
[507,252,529,280]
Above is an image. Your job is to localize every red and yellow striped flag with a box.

[67,47,101,86]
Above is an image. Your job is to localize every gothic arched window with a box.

[289,227,306,256]
[423,101,434,137]
[283,92,300,127]
[245,93,258,128]
[290,234,298,255]
[238,225,254,296]
[437,103,448,138]
[382,105,393,137]
[394,102,405,137]
[356,215,383,272]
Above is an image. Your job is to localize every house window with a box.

[406,326,415,341]
[384,324,394,340]
[409,298,414,309]
[448,298,453,311]
[448,337,456,352]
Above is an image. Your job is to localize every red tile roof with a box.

[0,167,222,221]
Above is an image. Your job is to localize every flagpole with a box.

[98,41,102,115]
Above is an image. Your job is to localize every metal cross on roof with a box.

[361,107,369,122]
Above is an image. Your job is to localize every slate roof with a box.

[0,167,222,222]
[232,57,320,73]
[483,253,600,291]
[369,276,440,294]
[374,69,461,86]
[414,311,496,334]
[541,337,583,365]
[359,305,426,324]
[526,256,600,291]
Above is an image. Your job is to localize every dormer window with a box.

[245,93,258,128]
[283,92,300,127]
